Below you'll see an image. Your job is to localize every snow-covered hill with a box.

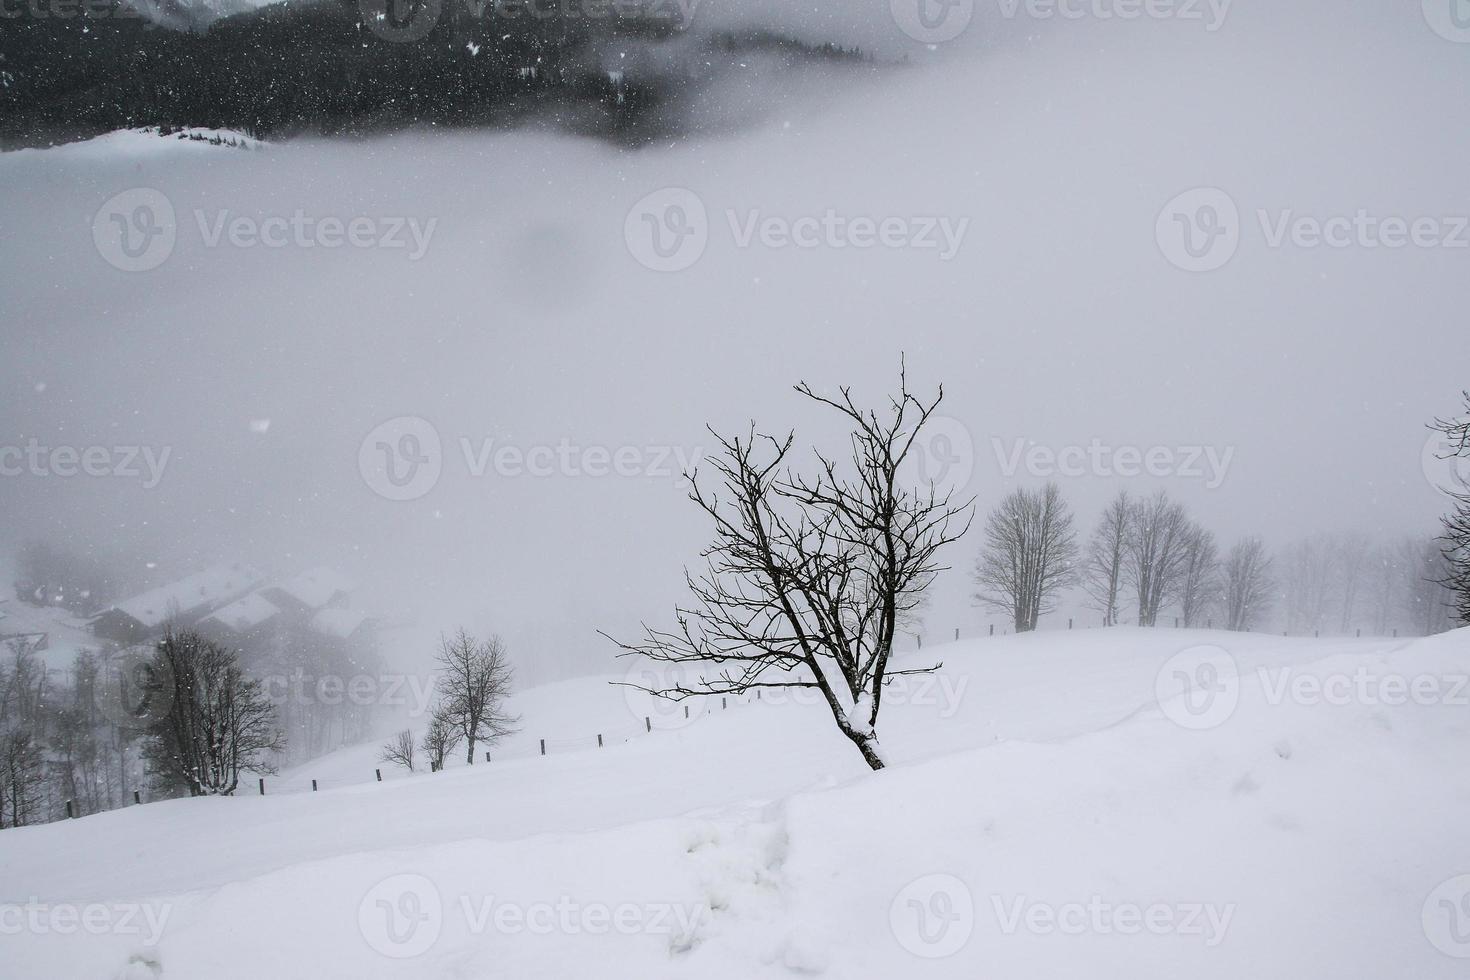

[3,627,1468,978]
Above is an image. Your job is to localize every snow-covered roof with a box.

[268,567,356,610]
[309,607,368,640]
[106,563,263,628]
[201,593,280,633]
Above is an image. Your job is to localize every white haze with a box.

[1,0,1467,682]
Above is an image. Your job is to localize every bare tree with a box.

[1123,491,1192,627]
[145,630,283,797]
[420,706,462,772]
[605,370,973,771]
[1430,395,1470,625]
[1333,532,1371,633]
[973,482,1077,632]
[433,630,518,765]
[1399,536,1455,635]
[1083,491,1131,626]
[0,730,46,828]
[1178,523,1221,628]
[1281,535,1334,635]
[1222,537,1273,632]
[379,729,416,772]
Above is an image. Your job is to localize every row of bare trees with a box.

[380,629,518,774]
[971,483,1458,637]
[972,487,1278,633]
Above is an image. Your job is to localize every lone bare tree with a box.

[379,729,416,772]
[434,630,518,766]
[973,482,1077,632]
[1178,523,1221,628]
[145,629,283,797]
[1222,536,1273,631]
[1431,395,1470,625]
[1124,491,1192,627]
[605,370,973,771]
[1083,491,1131,626]
[420,707,462,772]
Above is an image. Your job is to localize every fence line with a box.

[60,621,1415,813]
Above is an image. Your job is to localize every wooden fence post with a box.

[259,778,265,795]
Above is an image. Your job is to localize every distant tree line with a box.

[0,628,286,826]
[971,484,1464,638]
[0,0,871,148]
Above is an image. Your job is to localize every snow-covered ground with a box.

[4,627,1468,978]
